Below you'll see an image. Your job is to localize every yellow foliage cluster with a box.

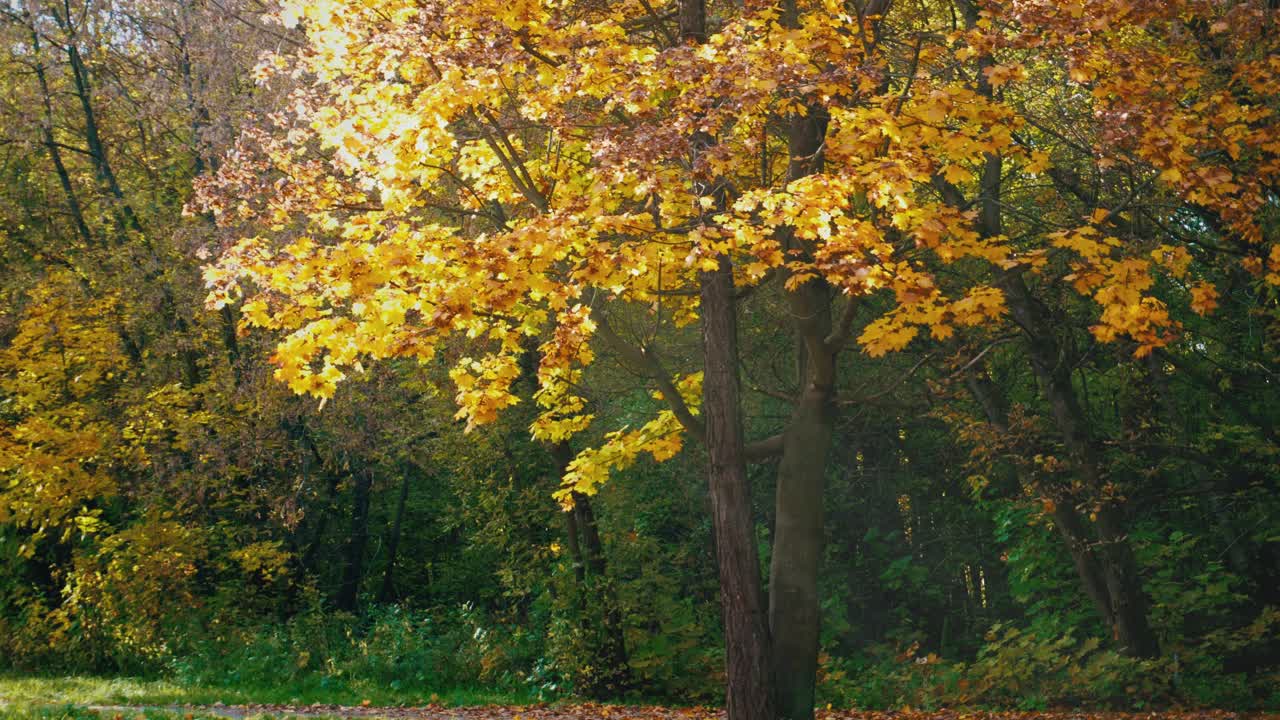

[190,0,1280,496]
[0,276,126,550]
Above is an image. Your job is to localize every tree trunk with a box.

[769,317,833,720]
[1052,500,1121,632]
[574,490,631,692]
[681,0,775,715]
[28,22,96,251]
[769,81,834,720]
[550,441,630,694]
[946,29,1160,653]
[48,6,205,385]
[378,469,412,603]
[554,442,588,585]
[53,15,142,238]
[574,493,608,578]
[1093,505,1159,656]
[336,468,372,613]
[966,339,1158,659]
[1000,275,1159,658]
[965,372,1114,624]
[701,254,776,720]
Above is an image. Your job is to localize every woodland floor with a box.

[3,701,1280,720]
[4,679,1279,720]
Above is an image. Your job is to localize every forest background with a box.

[1,0,1279,715]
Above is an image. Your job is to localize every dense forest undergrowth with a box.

[2,0,1280,715]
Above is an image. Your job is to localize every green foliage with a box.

[960,626,1164,709]
[988,501,1095,636]
[169,604,541,704]
[818,620,1280,711]
[541,537,721,702]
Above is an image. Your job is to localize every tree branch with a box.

[594,308,706,440]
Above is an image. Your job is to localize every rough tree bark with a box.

[701,253,776,720]
[681,2,776,717]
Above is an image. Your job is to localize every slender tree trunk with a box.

[49,6,207,386]
[564,508,586,582]
[942,16,1161,652]
[175,8,215,177]
[965,372,1114,624]
[176,16,242,384]
[52,12,142,238]
[27,28,145,361]
[702,254,776,720]
[549,439,630,693]
[1052,501,1120,632]
[574,491,631,691]
[680,1,775,715]
[1092,505,1158,655]
[553,443,588,584]
[574,494,608,578]
[337,468,372,613]
[28,23,95,250]
[769,304,833,720]
[378,469,412,603]
[966,349,1158,658]
[1001,275,1159,657]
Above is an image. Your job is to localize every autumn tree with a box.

[195,1,1016,718]
[194,0,1279,717]
[942,0,1280,658]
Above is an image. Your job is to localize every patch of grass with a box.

[0,707,235,720]
[0,707,356,720]
[172,677,540,707]
[0,675,537,710]
[0,677,202,707]
[0,706,106,720]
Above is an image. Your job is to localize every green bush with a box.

[817,619,1280,711]
[168,603,544,703]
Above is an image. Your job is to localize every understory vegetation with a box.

[4,418,1279,710]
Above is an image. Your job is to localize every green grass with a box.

[0,706,362,720]
[0,708,238,720]
[0,675,536,710]
[0,677,202,707]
